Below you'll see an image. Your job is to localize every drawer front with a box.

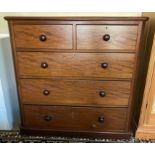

[17,52,135,79]
[77,25,138,50]
[20,79,131,106]
[13,25,73,49]
[23,105,127,132]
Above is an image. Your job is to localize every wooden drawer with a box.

[17,52,135,79]
[13,25,73,49]
[20,79,131,107]
[77,25,138,50]
[23,105,127,132]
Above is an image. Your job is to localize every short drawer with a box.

[17,52,135,79]
[23,105,127,132]
[20,79,131,107]
[77,25,138,50]
[13,25,72,49]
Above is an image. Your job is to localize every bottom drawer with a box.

[23,105,127,132]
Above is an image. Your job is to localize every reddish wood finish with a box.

[5,16,148,138]
[77,25,138,50]
[13,25,73,49]
[17,52,135,79]
[20,127,132,139]
[20,79,131,107]
[4,16,148,21]
[23,105,127,132]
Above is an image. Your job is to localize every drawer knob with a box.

[99,91,106,97]
[98,116,104,123]
[101,63,108,69]
[44,115,52,121]
[43,89,50,96]
[103,34,110,41]
[39,34,47,42]
[41,62,48,69]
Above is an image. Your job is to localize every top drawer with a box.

[77,25,138,50]
[13,25,73,49]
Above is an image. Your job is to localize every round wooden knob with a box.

[98,116,104,123]
[43,89,50,96]
[99,91,106,97]
[103,34,110,41]
[44,115,52,121]
[101,63,108,69]
[41,62,48,69]
[39,34,47,41]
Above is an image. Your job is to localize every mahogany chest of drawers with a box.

[5,16,148,138]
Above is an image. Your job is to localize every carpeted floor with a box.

[0,131,154,143]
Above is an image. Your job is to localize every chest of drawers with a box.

[5,16,148,138]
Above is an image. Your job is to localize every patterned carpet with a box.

[0,131,154,143]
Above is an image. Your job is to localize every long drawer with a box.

[20,79,131,107]
[77,25,138,50]
[23,105,127,132]
[13,25,73,49]
[17,52,135,79]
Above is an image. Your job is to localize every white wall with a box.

[0,80,9,129]
[0,34,20,130]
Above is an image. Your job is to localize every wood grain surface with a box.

[23,105,127,132]
[13,25,73,49]
[77,25,138,50]
[20,79,131,107]
[17,52,135,79]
